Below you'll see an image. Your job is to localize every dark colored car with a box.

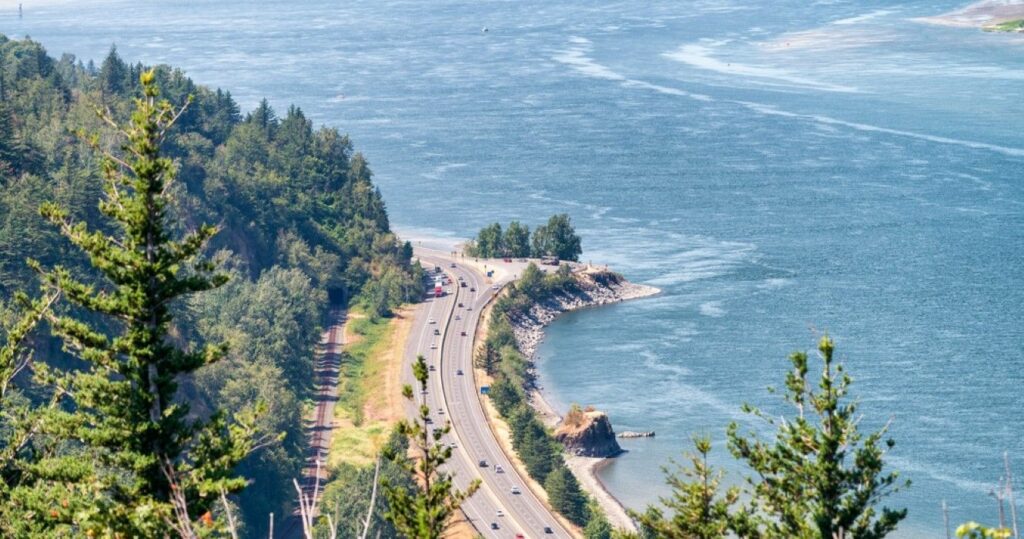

[490,523,499,530]
[544,527,554,534]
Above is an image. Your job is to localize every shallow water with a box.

[4,0,1023,534]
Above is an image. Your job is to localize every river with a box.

[4,0,1023,535]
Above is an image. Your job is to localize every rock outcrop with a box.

[554,410,623,458]
[510,268,660,360]
[618,431,655,438]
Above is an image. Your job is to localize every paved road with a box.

[405,247,573,539]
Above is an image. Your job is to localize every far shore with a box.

[913,0,1024,29]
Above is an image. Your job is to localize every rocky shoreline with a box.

[506,268,659,533]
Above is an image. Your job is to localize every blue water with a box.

[5,0,1023,535]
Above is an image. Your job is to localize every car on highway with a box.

[460,281,467,287]
[543,526,554,534]
[430,342,437,349]
[456,369,463,375]
[450,262,456,268]
[428,318,436,324]
[495,465,504,473]
[489,523,499,530]
[455,314,461,320]
[510,486,520,495]
[433,328,440,335]
[466,305,473,310]
[428,365,436,371]
[492,284,500,290]
[496,509,504,517]
[425,416,432,424]
[469,287,476,292]
[457,302,463,307]
[515,534,525,539]
[461,331,467,336]
[478,460,488,468]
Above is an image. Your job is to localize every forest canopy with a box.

[0,35,421,536]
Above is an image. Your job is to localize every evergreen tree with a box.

[504,220,531,257]
[31,69,265,535]
[98,44,127,98]
[382,355,479,538]
[541,213,582,261]
[630,436,749,539]
[727,336,908,539]
[474,222,504,258]
[544,466,588,526]
[583,507,613,539]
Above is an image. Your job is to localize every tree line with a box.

[465,214,583,261]
[478,262,613,537]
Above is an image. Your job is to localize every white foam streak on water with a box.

[663,43,862,93]
[737,101,1024,157]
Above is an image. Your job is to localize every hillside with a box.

[0,35,420,536]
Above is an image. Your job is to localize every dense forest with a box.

[0,35,421,536]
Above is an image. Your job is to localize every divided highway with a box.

[403,248,573,539]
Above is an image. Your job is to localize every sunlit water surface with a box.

[5,1,1023,534]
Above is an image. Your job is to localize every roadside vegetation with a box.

[465,214,583,261]
[478,262,612,534]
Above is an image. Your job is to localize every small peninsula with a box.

[914,0,1024,31]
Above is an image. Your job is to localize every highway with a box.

[403,247,573,539]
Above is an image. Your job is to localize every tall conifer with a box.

[31,69,263,535]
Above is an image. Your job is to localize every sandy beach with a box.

[913,0,1024,28]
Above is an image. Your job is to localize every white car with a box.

[491,284,500,290]
[496,509,504,518]
[455,315,461,321]
[430,342,437,349]
[428,318,436,324]
[510,486,520,495]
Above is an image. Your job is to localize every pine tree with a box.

[30,69,266,536]
[630,436,748,539]
[727,335,908,539]
[544,466,588,526]
[381,354,479,538]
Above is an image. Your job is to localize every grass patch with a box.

[327,415,391,469]
[336,307,396,426]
